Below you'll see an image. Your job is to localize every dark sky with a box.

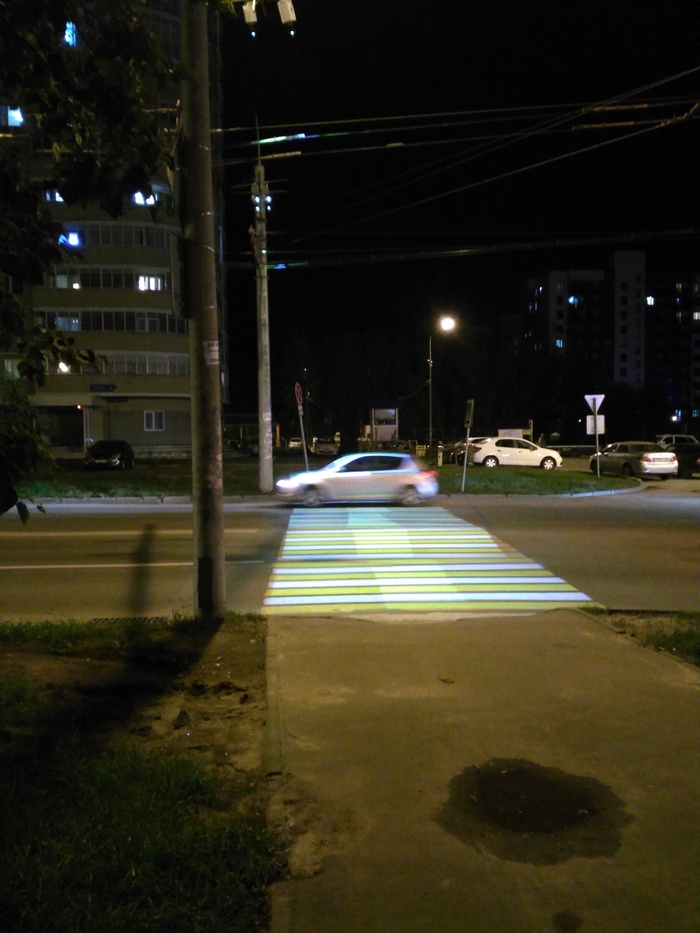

[219,0,700,430]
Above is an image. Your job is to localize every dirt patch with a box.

[0,616,270,814]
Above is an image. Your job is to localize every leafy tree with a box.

[0,0,181,498]
[0,0,181,367]
[0,376,50,520]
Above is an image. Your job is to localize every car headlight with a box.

[276,477,301,491]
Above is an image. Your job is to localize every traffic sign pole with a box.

[585,394,605,477]
[295,382,309,470]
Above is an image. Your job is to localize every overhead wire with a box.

[223,65,700,265]
[283,66,700,235]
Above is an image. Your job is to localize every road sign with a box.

[294,382,303,407]
[585,393,605,412]
[464,398,475,428]
[587,414,606,435]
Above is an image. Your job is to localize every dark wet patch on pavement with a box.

[434,757,633,865]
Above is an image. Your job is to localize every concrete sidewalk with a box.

[265,610,700,933]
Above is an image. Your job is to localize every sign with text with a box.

[587,414,605,435]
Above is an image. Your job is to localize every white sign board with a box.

[587,415,605,435]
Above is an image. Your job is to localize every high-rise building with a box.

[518,250,699,435]
[1,1,228,455]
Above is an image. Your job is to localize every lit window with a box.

[58,231,81,247]
[646,296,654,306]
[555,339,564,349]
[133,192,156,206]
[8,108,23,126]
[64,22,77,45]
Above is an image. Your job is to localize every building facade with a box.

[518,250,698,436]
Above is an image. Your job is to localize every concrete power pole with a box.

[181,0,226,622]
[251,160,274,492]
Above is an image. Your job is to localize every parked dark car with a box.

[666,442,700,478]
[85,440,135,470]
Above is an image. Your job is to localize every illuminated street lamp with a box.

[428,315,456,458]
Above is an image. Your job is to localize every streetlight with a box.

[428,315,456,458]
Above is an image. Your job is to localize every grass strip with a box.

[17,457,635,500]
[0,615,283,932]
[0,740,282,932]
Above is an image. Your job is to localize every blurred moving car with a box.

[85,439,135,470]
[470,437,562,469]
[275,452,438,506]
[590,441,678,479]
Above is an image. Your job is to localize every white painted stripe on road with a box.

[0,562,193,571]
[264,505,593,614]
[0,528,258,538]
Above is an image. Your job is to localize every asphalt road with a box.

[1,480,698,620]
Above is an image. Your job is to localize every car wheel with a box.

[398,485,420,506]
[483,455,499,468]
[622,463,634,477]
[301,486,323,507]
[540,457,557,470]
[118,458,126,470]
[590,461,598,474]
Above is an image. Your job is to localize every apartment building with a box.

[518,250,699,434]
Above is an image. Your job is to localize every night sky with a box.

[219,0,700,441]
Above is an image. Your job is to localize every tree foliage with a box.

[0,0,182,380]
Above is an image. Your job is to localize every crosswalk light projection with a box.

[264,507,593,613]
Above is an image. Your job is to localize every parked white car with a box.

[470,437,562,470]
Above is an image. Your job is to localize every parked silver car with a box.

[276,452,438,506]
[590,441,678,478]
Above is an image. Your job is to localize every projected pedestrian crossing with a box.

[263,506,593,614]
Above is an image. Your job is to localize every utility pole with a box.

[250,160,274,492]
[181,0,226,622]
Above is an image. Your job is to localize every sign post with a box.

[461,398,475,492]
[295,382,309,471]
[585,394,605,476]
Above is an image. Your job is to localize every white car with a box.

[470,437,562,470]
[276,452,438,506]
[656,434,699,449]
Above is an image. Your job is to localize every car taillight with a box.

[422,470,438,478]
